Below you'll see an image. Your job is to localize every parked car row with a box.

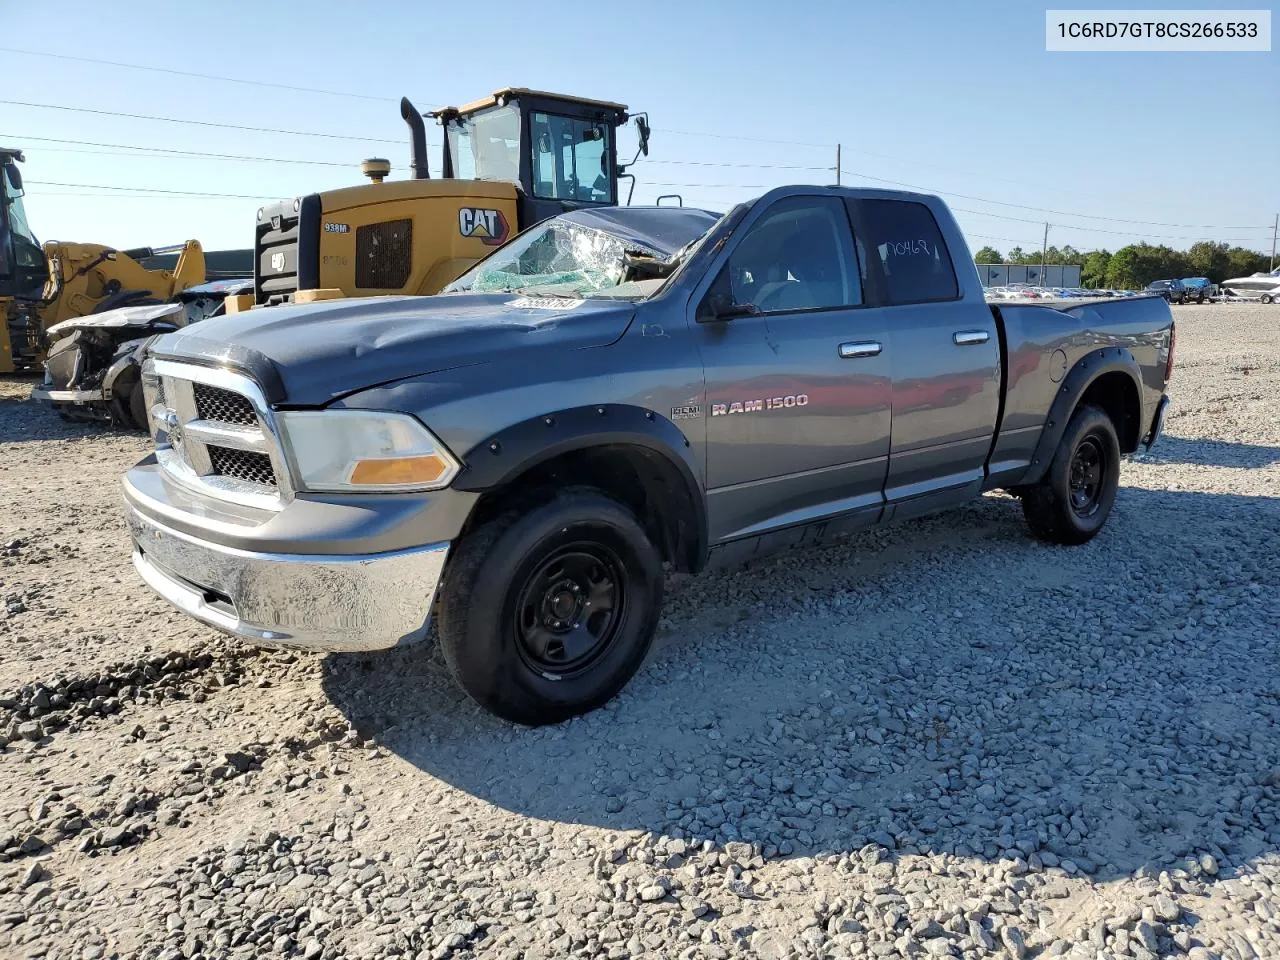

[1144,278,1218,304]
[984,285,1140,301]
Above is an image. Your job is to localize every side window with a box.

[856,200,959,304]
[722,196,862,314]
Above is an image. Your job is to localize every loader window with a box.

[1,169,45,298]
[447,104,521,183]
[531,113,613,204]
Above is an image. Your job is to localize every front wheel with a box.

[437,487,664,725]
[1262,294,1275,305]
[1022,404,1121,545]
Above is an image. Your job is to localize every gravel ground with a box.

[1,302,1278,960]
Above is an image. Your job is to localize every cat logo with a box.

[458,207,510,246]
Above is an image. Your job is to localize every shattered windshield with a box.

[444,218,666,299]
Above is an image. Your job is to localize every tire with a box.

[1262,294,1275,305]
[437,487,664,725]
[128,378,148,431]
[1021,404,1121,546]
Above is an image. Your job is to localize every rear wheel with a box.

[437,487,664,725]
[1022,404,1121,545]
[1262,294,1275,305]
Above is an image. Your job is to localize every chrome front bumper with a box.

[31,385,102,403]
[125,501,448,652]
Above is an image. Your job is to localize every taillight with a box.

[1164,323,1176,382]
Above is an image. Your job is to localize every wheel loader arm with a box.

[39,240,207,326]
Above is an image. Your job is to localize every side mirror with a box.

[3,162,21,192]
[635,115,650,157]
[698,291,759,322]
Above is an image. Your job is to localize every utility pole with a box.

[1041,222,1050,285]
[1271,213,1277,273]
[835,144,841,186]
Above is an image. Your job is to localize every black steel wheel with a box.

[512,544,626,678]
[1022,404,1121,545]
[1067,436,1106,518]
[437,487,664,725]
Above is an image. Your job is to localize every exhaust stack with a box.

[401,97,430,180]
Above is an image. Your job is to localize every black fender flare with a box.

[453,403,707,566]
[1020,347,1143,485]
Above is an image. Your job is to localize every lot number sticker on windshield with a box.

[508,296,585,310]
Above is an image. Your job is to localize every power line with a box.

[0,47,1257,233]
[4,134,353,167]
[27,190,264,202]
[0,99,402,143]
[642,159,1268,233]
[945,204,1268,243]
[29,180,278,200]
[654,127,832,149]
[0,47,398,103]
[4,133,442,169]
[637,158,831,172]
[837,168,1267,231]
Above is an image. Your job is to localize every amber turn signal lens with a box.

[348,455,449,486]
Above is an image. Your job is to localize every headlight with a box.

[140,357,162,441]
[277,410,460,493]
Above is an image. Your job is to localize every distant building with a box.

[138,248,253,280]
[975,263,1082,287]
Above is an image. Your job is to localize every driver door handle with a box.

[839,340,883,359]
[953,330,990,345]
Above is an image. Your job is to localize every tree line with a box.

[971,241,1273,289]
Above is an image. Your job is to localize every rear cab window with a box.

[853,199,959,305]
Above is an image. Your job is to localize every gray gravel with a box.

[1,302,1279,960]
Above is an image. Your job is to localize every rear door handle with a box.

[839,340,883,359]
[953,330,990,345]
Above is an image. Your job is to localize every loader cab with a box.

[434,88,644,228]
[0,149,47,302]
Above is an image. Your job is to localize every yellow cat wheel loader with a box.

[1,148,49,372]
[1,147,207,374]
[241,88,650,311]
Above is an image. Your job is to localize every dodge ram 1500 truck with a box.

[122,187,1174,725]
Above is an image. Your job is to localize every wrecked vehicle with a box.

[32,278,252,428]
[123,190,1174,725]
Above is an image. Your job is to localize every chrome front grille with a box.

[193,383,256,425]
[208,446,276,486]
[149,359,293,509]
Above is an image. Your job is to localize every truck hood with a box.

[148,293,636,406]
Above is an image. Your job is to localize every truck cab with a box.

[252,88,648,307]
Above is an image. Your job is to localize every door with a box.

[693,194,892,543]
[849,198,1001,512]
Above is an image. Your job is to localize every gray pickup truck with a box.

[123,186,1174,725]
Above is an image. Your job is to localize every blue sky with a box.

[4,0,1276,256]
